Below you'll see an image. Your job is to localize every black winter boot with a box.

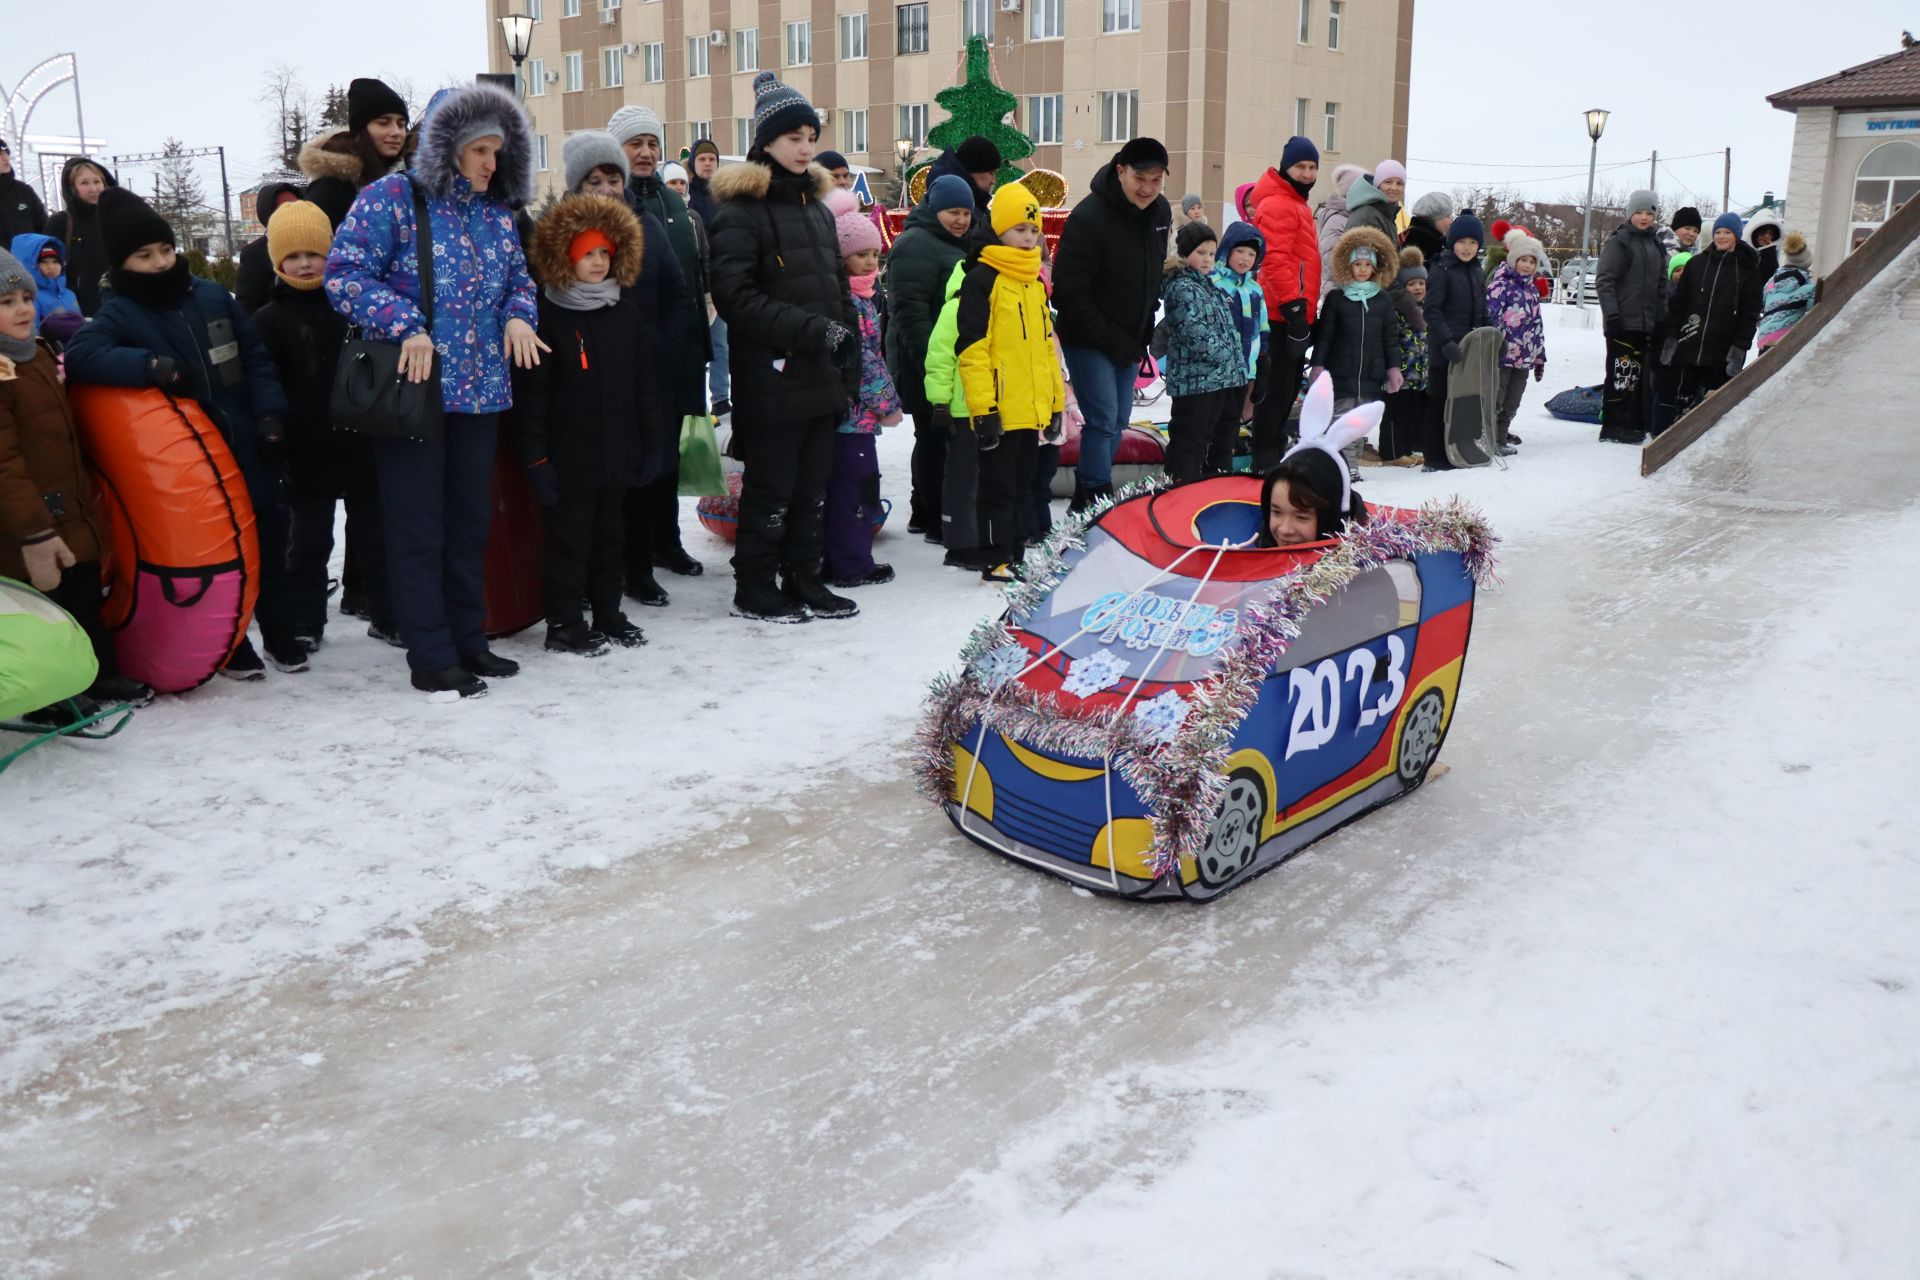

[732,576,812,623]
[411,665,487,698]
[780,566,858,619]
[625,571,670,607]
[545,622,610,657]
[593,612,648,647]
[461,650,521,679]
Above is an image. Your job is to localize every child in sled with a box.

[0,245,153,710]
[1257,377,1377,548]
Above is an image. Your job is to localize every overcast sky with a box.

[5,0,1913,217]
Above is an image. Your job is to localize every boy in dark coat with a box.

[252,199,393,654]
[708,73,860,624]
[1594,190,1668,445]
[1417,212,1488,471]
[513,194,662,654]
[0,245,152,709]
[65,188,297,677]
[1662,211,1764,413]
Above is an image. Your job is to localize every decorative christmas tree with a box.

[926,36,1034,187]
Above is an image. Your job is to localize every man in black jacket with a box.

[1053,138,1172,511]
[0,141,49,239]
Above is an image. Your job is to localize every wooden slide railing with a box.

[1641,193,1920,476]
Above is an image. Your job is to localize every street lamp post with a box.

[1576,108,1608,308]
[894,137,917,209]
[499,11,535,99]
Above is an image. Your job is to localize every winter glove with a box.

[973,411,1004,452]
[148,356,182,389]
[1441,342,1462,365]
[1532,363,1545,384]
[824,321,854,354]
[1251,352,1271,405]
[1042,412,1064,444]
[527,459,560,508]
[1386,367,1404,394]
[20,532,76,593]
[1280,300,1311,346]
[1726,348,1747,378]
[1659,336,1678,367]
[933,405,955,437]
[256,418,292,487]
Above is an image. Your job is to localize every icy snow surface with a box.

[4,283,1918,1276]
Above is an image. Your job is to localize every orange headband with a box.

[569,228,616,263]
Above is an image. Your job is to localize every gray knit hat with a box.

[1626,188,1659,216]
[0,246,32,300]
[607,103,664,146]
[750,71,820,149]
[564,130,628,192]
[1411,190,1452,221]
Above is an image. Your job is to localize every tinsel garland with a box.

[914,496,1499,885]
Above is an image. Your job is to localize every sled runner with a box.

[1443,326,1502,468]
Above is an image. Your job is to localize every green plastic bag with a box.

[677,414,727,498]
[0,576,98,721]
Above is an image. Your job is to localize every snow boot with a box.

[367,620,406,648]
[263,633,311,674]
[544,622,610,657]
[411,665,487,698]
[88,675,155,709]
[593,612,648,647]
[460,650,520,679]
[780,567,859,620]
[220,638,267,681]
[824,563,895,588]
[655,547,704,577]
[732,577,812,624]
[625,571,670,608]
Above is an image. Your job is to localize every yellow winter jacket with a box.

[955,245,1066,433]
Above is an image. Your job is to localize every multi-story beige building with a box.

[486,0,1412,210]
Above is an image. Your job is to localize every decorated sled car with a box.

[916,475,1497,902]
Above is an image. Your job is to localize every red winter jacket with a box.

[1250,168,1321,325]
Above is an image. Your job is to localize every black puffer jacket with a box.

[1053,153,1173,367]
[252,278,354,500]
[1666,240,1765,369]
[1595,220,1666,337]
[1403,215,1445,266]
[707,159,858,424]
[1423,236,1488,357]
[1314,227,1402,402]
[883,201,973,417]
[0,172,47,240]
[43,158,120,316]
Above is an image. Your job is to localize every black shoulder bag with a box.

[330,178,444,441]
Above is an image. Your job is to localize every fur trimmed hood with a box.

[1329,226,1399,288]
[299,130,365,184]
[530,195,645,288]
[709,159,834,204]
[414,84,536,209]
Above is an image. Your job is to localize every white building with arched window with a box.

[1771,35,1920,274]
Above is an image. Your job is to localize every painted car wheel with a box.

[1198,771,1266,886]
[1396,689,1447,786]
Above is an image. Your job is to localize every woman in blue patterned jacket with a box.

[325,83,543,699]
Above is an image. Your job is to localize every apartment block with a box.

[487,0,1413,210]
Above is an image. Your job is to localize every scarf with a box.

[107,258,193,307]
[1341,280,1382,303]
[848,270,877,299]
[1287,175,1315,203]
[276,271,325,292]
[0,332,35,365]
[978,244,1041,283]
[543,278,622,311]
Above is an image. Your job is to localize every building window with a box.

[687,35,710,77]
[1324,100,1339,152]
[1328,0,1342,48]
[642,41,663,81]
[1100,90,1138,143]
[529,0,543,19]
[1103,0,1141,33]
[563,0,580,16]
[689,120,711,149]
[527,57,547,96]
[602,0,619,9]
[563,51,584,92]
[840,12,868,59]
[898,3,929,54]
[899,102,930,148]
[1294,97,1309,137]
[736,27,760,71]
[964,0,992,38]
[602,47,624,88]
[785,20,811,66]
[735,117,752,155]
[1297,0,1311,43]
[1029,0,1064,39]
[1027,94,1063,145]
[1851,140,1920,251]
[535,134,549,172]
[840,108,868,155]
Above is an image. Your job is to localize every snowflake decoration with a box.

[970,644,1028,690]
[1131,689,1190,745]
[1061,648,1129,699]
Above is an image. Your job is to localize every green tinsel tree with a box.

[926,36,1034,187]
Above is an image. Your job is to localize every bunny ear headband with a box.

[1280,372,1385,516]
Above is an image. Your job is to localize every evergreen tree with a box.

[320,85,350,129]
[926,37,1033,186]
[152,138,210,245]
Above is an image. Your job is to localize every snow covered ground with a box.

[4,287,1918,1277]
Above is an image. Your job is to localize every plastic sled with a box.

[1443,327,1501,468]
[483,431,545,639]
[0,577,132,774]
[68,386,259,693]
[918,473,1493,902]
